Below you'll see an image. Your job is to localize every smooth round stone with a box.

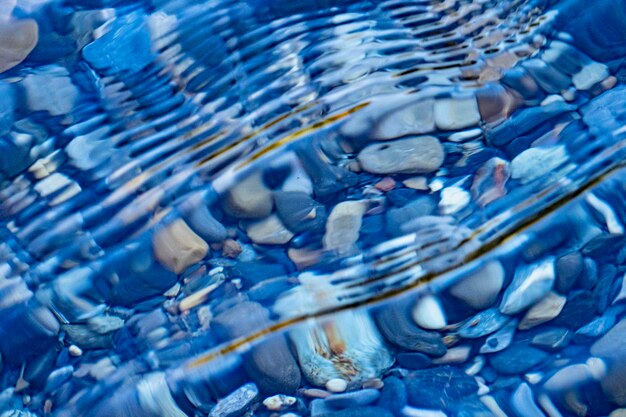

[500,258,556,315]
[488,343,549,375]
[68,345,82,357]
[397,353,432,370]
[449,261,504,310]
[326,379,348,393]
[263,394,296,411]
[434,97,481,131]
[609,409,626,417]
[431,346,471,365]
[458,308,510,339]
[405,367,477,410]
[573,62,609,90]
[323,201,367,253]
[591,318,626,405]
[245,215,294,245]
[401,406,447,417]
[555,252,584,293]
[518,291,567,330]
[153,219,209,274]
[357,136,444,175]
[412,295,447,330]
[376,377,407,416]
[510,146,568,184]
[274,191,326,233]
[223,174,273,219]
[438,187,470,215]
[0,18,38,73]
[325,389,380,408]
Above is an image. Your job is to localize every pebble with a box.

[488,342,549,375]
[431,346,471,365]
[22,67,78,116]
[315,406,395,417]
[376,377,407,416]
[68,345,82,357]
[209,383,259,417]
[264,395,297,411]
[511,383,544,417]
[357,136,444,174]
[412,295,447,330]
[397,353,432,370]
[573,62,609,90]
[274,191,327,233]
[325,379,348,393]
[221,239,242,258]
[470,158,510,207]
[530,327,572,351]
[323,201,367,253]
[403,177,429,190]
[153,219,209,274]
[449,261,505,310]
[0,18,38,73]
[400,407,447,417]
[500,258,556,315]
[301,389,331,399]
[434,97,481,130]
[458,308,510,339]
[591,318,626,405]
[555,252,584,293]
[245,215,294,245]
[438,187,470,215]
[405,366,477,410]
[325,389,380,408]
[373,98,436,139]
[386,197,436,236]
[510,146,568,184]
[479,319,518,354]
[518,291,567,330]
[223,173,274,219]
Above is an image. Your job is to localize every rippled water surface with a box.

[2,0,626,415]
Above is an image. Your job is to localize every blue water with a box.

[1,0,626,416]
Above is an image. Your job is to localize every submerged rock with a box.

[357,136,444,175]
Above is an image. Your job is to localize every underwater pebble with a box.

[591,318,626,405]
[323,201,367,253]
[479,319,518,354]
[500,258,556,315]
[153,219,209,274]
[246,215,294,245]
[68,345,82,357]
[357,136,444,174]
[434,97,481,130]
[458,308,510,339]
[223,173,273,219]
[449,261,505,310]
[397,353,432,370]
[209,383,259,417]
[518,291,567,330]
[511,383,544,417]
[412,295,447,330]
[0,18,38,73]
[325,379,348,393]
[325,389,380,408]
[274,191,326,233]
[431,346,471,365]
[488,342,549,375]
[405,366,477,410]
[573,62,609,90]
[264,395,297,411]
[438,187,470,215]
[510,146,568,184]
[530,327,572,351]
[403,177,429,190]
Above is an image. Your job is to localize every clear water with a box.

[1,0,626,416]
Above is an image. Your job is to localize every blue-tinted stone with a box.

[209,383,258,417]
[376,377,407,417]
[317,406,395,417]
[386,197,436,236]
[530,327,572,351]
[325,389,380,409]
[405,366,477,410]
[555,252,584,293]
[488,342,550,375]
[458,308,510,339]
[396,353,432,370]
[552,291,598,330]
[274,191,327,233]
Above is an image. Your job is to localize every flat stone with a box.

[263,394,296,411]
[376,377,406,415]
[0,18,38,74]
[530,327,572,351]
[412,295,447,330]
[22,67,78,116]
[488,342,549,375]
[246,214,294,245]
[153,219,209,274]
[372,98,436,139]
[449,261,505,310]
[510,146,568,184]
[325,389,380,408]
[323,201,367,253]
[358,136,444,175]
[500,258,556,315]
[591,318,626,405]
[438,187,470,215]
[223,173,273,219]
[458,308,510,339]
[209,383,259,417]
[405,366,477,409]
[326,379,348,393]
[431,346,471,365]
[555,252,584,293]
[434,97,481,130]
[397,353,432,370]
[479,319,518,354]
[274,191,326,233]
[573,62,609,90]
[518,291,567,330]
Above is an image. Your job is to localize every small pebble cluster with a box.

[1,0,626,416]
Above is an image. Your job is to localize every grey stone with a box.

[274,191,326,233]
[358,136,444,175]
[458,308,510,339]
[223,173,273,219]
[500,258,556,315]
[325,389,380,409]
[590,318,626,405]
[209,383,258,417]
[450,261,505,310]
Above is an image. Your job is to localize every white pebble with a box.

[325,378,348,393]
[573,62,609,90]
[439,186,470,214]
[68,345,83,357]
[511,146,568,184]
[434,97,481,130]
[412,295,447,330]
[263,394,297,411]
